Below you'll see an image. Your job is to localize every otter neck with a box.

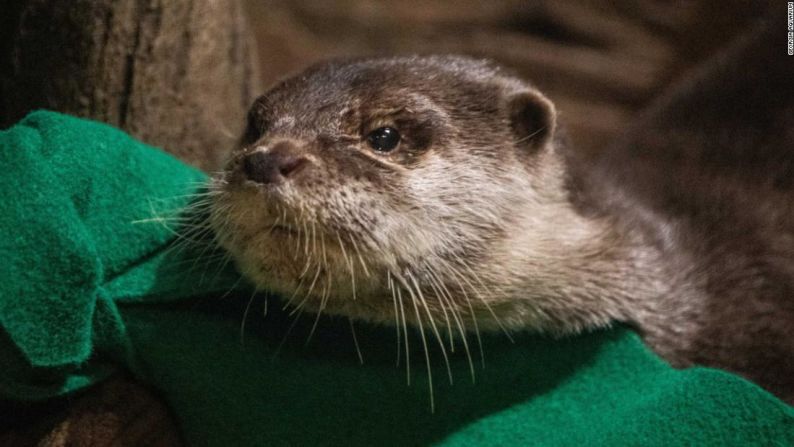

[485,149,674,334]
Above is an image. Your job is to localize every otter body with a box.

[569,16,794,402]
[210,16,793,403]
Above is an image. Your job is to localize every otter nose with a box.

[242,142,309,185]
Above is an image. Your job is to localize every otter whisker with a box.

[159,222,224,256]
[159,252,228,270]
[292,212,302,259]
[436,259,488,367]
[388,271,401,367]
[349,318,364,365]
[302,218,310,259]
[284,265,310,308]
[158,199,217,214]
[336,231,356,301]
[148,211,214,232]
[400,272,434,412]
[149,190,223,202]
[349,236,371,277]
[443,257,514,343]
[396,286,411,385]
[449,302,475,382]
[140,194,217,215]
[424,271,455,353]
[305,273,330,345]
[271,307,304,361]
[204,217,237,279]
[289,263,322,314]
[239,288,258,346]
[512,125,548,146]
[459,262,514,343]
[194,216,234,284]
[310,220,318,261]
[426,265,476,382]
[298,252,313,280]
[218,275,245,301]
[462,286,486,369]
[405,270,453,386]
[209,243,236,284]
[191,221,229,279]
[270,204,282,230]
[131,214,206,224]
[164,236,218,264]
[295,209,306,260]
[320,232,329,270]
[172,203,215,220]
[138,201,215,247]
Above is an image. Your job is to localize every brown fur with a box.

[210,12,793,404]
[567,12,794,402]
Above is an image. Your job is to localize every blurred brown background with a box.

[244,0,760,156]
[0,0,767,445]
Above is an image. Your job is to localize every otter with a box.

[209,15,793,403]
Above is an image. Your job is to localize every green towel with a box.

[1,111,792,446]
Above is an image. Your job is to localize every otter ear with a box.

[506,90,556,151]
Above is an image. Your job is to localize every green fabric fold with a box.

[0,111,236,399]
[1,111,792,446]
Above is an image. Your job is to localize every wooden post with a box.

[0,0,260,170]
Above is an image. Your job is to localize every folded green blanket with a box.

[1,111,792,446]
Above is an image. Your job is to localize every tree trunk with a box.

[1,0,260,171]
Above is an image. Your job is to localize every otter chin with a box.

[210,50,794,404]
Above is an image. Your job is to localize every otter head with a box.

[210,55,576,332]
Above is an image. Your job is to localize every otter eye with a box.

[366,127,401,152]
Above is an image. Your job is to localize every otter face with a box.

[210,55,559,329]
